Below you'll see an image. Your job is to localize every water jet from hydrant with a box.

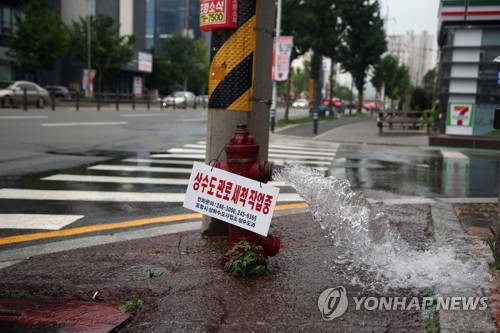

[272,165,489,294]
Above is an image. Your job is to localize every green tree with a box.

[333,84,351,101]
[282,0,347,112]
[68,13,136,94]
[372,55,398,110]
[338,0,386,113]
[423,68,436,106]
[410,86,428,111]
[146,47,168,92]
[6,0,69,84]
[389,64,411,109]
[163,34,208,94]
[291,67,309,97]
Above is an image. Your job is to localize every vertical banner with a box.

[272,36,294,81]
[83,69,96,98]
[133,76,143,98]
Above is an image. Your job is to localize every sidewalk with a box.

[0,116,499,332]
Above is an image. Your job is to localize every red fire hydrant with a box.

[211,124,281,260]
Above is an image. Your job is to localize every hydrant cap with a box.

[227,124,258,153]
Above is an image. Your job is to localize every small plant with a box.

[224,240,267,278]
[422,310,440,333]
[147,270,165,279]
[120,295,141,314]
[483,228,500,270]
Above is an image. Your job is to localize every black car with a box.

[44,85,72,99]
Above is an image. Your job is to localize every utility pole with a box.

[202,0,276,236]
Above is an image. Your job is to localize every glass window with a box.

[2,6,11,32]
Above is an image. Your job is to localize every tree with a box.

[338,0,386,113]
[163,34,208,94]
[291,67,309,97]
[389,64,411,109]
[6,0,69,84]
[410,86,429,111]
[372,55,398,110]
[423,68,436,106]
[282,0,347,113]
[68,13,136,94]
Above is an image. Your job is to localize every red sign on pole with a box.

[199,0,238,32]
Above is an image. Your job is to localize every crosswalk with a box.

[0,137,338,235]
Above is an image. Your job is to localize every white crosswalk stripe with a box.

[0,137,335,234]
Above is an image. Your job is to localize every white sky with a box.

[380,0,440,36]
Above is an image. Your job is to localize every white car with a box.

[162,91,197,108]
[0,81,50,108]
[292,99,308,108]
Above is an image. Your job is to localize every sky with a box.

[380,0,440,36]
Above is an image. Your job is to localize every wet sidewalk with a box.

[0,200,497,332]
[0,116,499,331]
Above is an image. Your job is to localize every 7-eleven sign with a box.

[447,102,474,127]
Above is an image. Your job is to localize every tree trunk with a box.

[357,89,363,114]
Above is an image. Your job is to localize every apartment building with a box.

[386,31,435,86]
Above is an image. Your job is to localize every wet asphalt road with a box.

[0,107,499,253]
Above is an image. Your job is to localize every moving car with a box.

[292,99,308,108]
[44,85,72,99]
[0,81,49,108]
[162,91,197,108]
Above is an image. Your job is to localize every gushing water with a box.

[273,165,490,294]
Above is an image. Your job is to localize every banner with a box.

[184,162,280,236]
[272,36,294,81]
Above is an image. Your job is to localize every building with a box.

[0,0,208,96]
[436,0,500,137]
[146,0,203,51]
[57,0,149,95]
[0,1,26,82]
[386,31,435,86]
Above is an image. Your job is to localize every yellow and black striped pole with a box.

[203,0,275,237]
[208,0,257,112]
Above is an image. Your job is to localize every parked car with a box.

[0,81,49,108]
[162,91,197,108]
[44,85,71,99]
[292,98,309,108]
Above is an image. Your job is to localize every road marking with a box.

[0,214,83,230]
[182,143,339,153]
[0,203,309,246]
[120,113,168,117]
[41,121,128,127]
[42,174,291,188]
[88,165,192,173]
[150,153,205,159]
[181,118,207,122]
[0,189,185,202]
[0,189,304,202]
[168,147,336,157]
[0,213,202,246]
[0,115,49,119]
[42,174,191,185]
[122,158,195,165]
[441,150,469,160]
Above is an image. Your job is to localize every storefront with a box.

[437,0,500,137]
